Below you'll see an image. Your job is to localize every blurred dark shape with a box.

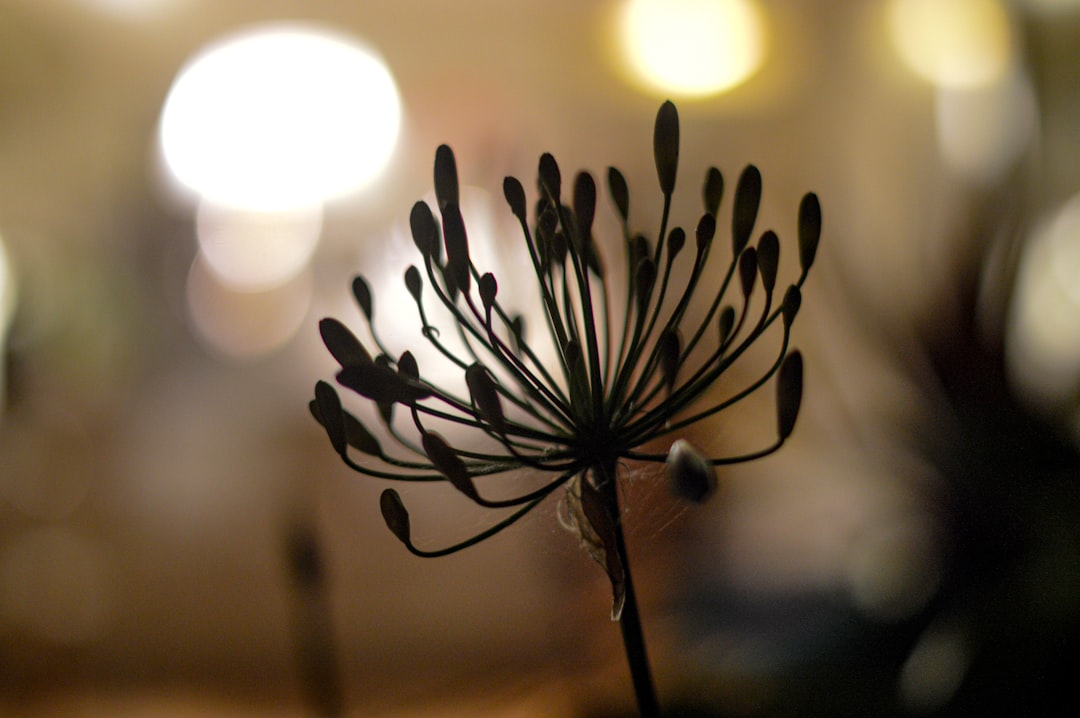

[284,519,344,718]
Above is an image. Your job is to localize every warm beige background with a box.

[2,1,1078,715]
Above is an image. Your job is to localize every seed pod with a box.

[422,432,478,500]
[777,350,804,440]
[607,166,630,222]
[503,176,528,222]
[409,201,439,258]
[799,192,821,273]
[313,380,347,456]
[695,213,716,252]
[539,152,561,203]
[479,273,497,315]
[757,230,779,294]
[573,171,597,240]
[404,265,423,302]
[434,144,459,210]
[654,100,679,196]
[352,276,373,321]
[441,201,471,294]
[732,165,762,256]
[739,247,758,299]
[782,285,802,328]
[466,363,507,435]
[380,489,411,544]
[703,166,723,216]
[319,318,371,368]
[666,439,717,503]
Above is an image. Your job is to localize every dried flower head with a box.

[311,101,820,621]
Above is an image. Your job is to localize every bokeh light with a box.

[1007,192,1080,412]
[618,0,766,98]
[185,255,312,361]
[934,66,1037,184]
[76,0,183,19]
[158,23,401,211]
[886,0,1014,89]
[196,201,323,292]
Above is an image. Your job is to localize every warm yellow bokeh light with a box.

[619,0,766,98]
[159,23,401,211]
[887,0,1013,89]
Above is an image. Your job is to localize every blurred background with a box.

[2,0,1079,715]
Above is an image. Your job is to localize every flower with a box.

[311,101,820,620]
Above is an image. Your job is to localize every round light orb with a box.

[159,23,401,211]
[1007,193,1080,408]
[196,201,322,292]
[887,0,1013,89]
[619,0,766,98]
[186,256,312,361]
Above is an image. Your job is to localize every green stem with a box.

[600,463,660,717]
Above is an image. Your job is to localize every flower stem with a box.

[601,462,660,717]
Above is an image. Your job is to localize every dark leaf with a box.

[352,276,373,321]
[503,176,528,222]
[409,201,439,258]
[380,489,411,544]
[666,439,717,502]
[739,247,758,298]
[703,166,724,216]
[777,350,804,440]
[654,100,679,195]
[538,153,561,202]
[757,230,779,293]
[434,144,459,210]
[607,166,630,222]
[314,380,347,456]
[319,318,371,368]
[404,265,422,302]
[732,165,762,255]
[441,201,471,294]
[573,171,597,240]
[798,192,821,273]
[421,432,478,500]
[465,363,507,435]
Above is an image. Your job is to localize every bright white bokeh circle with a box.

[159,24,401,211]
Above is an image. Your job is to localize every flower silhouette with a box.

[311,100,820,714]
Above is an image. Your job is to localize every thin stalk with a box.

[599,461,660,717]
